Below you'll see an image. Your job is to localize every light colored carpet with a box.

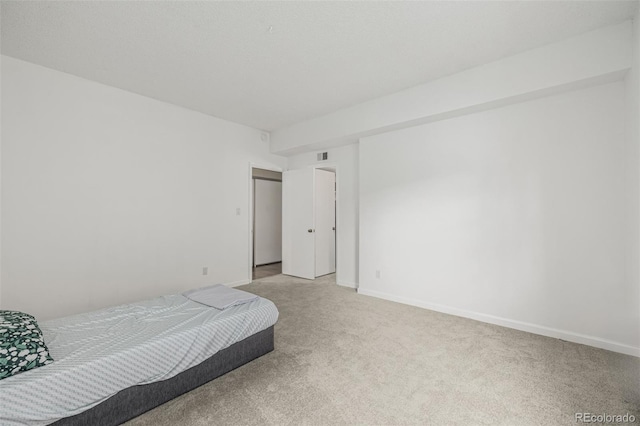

[127,274,640,425]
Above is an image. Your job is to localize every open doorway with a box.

[315,167,336,278]
[252,167,282,280]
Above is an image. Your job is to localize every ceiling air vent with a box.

[317,152,328,161]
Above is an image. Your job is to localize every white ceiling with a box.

[1,1,638,131]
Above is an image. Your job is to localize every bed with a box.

[0,291,279,426]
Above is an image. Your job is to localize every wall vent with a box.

[317,152,328,161]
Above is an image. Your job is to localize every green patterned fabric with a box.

[0,310,54,380]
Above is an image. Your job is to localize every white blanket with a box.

[183,284,259,310]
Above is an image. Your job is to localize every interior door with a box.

[315,170,336,277]
[282,168,315,279]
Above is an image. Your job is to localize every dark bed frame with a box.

[52,325,275,426]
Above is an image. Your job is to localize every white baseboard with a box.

[337,280,357,289]
[357,287,640,357]
[225,279,250,288]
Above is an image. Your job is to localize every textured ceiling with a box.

[1,1,638,131]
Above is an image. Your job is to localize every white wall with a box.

[287,144,359,288]
[627,8,640,331]
[1,56,286,320]
[359,81,640,356]
[634,9,640,328]
[253,179,282,265]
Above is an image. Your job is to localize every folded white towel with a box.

[182,284,258,310]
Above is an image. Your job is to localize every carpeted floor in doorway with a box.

[127,273,640,425]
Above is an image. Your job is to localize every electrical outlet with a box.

[375,270,380,279]
[202,267,208,276]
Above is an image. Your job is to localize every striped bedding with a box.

[0,293,279,426]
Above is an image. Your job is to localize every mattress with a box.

[0,293,279,426]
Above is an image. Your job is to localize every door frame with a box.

[248,162,284,284]
[310,162,339,283]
